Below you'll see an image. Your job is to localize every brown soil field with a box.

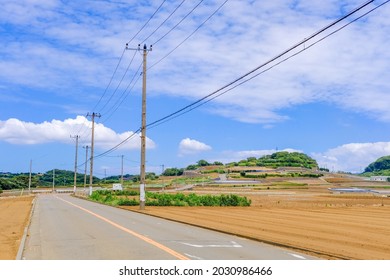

[123,185,390,260]
[1,179,389,260]
[0,196,34,260]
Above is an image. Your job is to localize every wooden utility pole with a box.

[126,43,152,210]
[52,169,55,192]
[87,112,101,195]
[121,155,124,186]
[83,145,89,191]
[28,159,32,193]
[71,135,80,194]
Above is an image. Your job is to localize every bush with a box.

[117,198,139,206]
[89,189,251,207]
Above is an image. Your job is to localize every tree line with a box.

[162,152,319,177]
[0,169,158,190]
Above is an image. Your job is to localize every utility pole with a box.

[126,43,152,210]
[121,155,124,186]
[28,159,32,193]
[52,169,55,192]
[87,112,101,195]
[83,145,89,192]
[71,135,80,194]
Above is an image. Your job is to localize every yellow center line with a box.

[55,195,189,260]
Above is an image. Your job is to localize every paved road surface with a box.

[22,194,316,260]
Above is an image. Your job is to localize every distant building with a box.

[369,176,390,182]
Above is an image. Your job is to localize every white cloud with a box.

[178,138,211,156]
[312,142,390,173]
[0,116,155,150]
[148,1,390,124]
[1,1,390,125]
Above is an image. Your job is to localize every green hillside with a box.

[363,155,390,176]
[162,151,319,177]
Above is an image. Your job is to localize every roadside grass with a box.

[88,189,251,207]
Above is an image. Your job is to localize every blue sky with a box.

[1,0,390,177]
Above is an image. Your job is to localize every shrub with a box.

[117,198,139,206]
[89,189,251,207]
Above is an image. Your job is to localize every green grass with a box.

[88,189,251,207]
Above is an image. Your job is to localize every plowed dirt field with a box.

[123,188,390,260]
[0,196,34,259]
[1,182,389,260]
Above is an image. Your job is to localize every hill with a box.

[363,155,390,176]
[162,151,319,177]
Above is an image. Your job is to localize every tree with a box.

[186,164,198,170]
[256,152,318,169]
[162,168,184,176]
[197,160,210,167]
[364,156,390,173]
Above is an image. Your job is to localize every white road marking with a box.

[288,253,306,259]
[179,241,242,248]
[184,253,203,260]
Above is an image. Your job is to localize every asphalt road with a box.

[22,194,316,260]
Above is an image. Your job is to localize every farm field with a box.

[0,196,34,259]
[122,178,390,260]
[1,175,389,260]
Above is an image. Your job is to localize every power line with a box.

[74,1,167,138]
[71,48,128,139]
[100,61,143,123]
[126,0,167,45]
[149,0,228,69]
[145,0,377,129]
[100,49,138,114]
[82,0,385,162]
[93,47,127,112]
[152,0,204,46]
[141,0,187,44]
[76,0,218,132]
[93,128,141,160]
[99,0,204,123]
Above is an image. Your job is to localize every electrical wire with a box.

[126,0,167,45]
[93,47,127,112]
[70,47,127,139]
[85,0,386,161]
[93,128,141,160]
[152,0,204,46]
[141,0,187,44]
[74,0,168,140]
[145,0,376,129]
[100,49,138,114]
[100,61,143,123]
[149,0,228,69]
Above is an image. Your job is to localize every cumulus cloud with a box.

[178,138,212,156]
[0,116,155,150]
[312,142,390,173]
